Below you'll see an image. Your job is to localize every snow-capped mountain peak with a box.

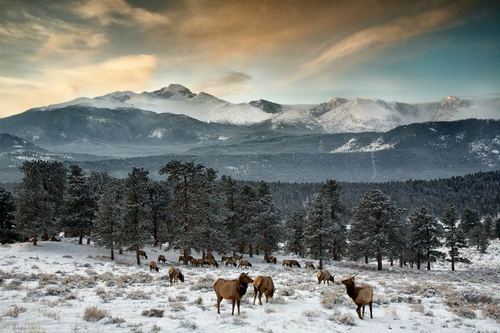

[151,84,195,99]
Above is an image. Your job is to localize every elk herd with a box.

[140,251,374,320]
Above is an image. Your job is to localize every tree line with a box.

[1,160,499,270]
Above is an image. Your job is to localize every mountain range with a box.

[0,84,499,182]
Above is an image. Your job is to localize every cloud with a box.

[292,5,465,81]
[0,55,157,117]
[74,0,171,27]
[193,71,253,97]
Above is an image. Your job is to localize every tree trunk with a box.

[364,255,368,264]
[390,257,394,267]
[183,248,190,265]
[136,246,141,265]
[256,246,259,256]
[264,248,269,262]
[416,252,421,270]
[119,248,123,255]
[86,229,91,244]
[451,248,455,271]
[239,242,244,254]
[319,257,323,270]
[332,247,338,261]
[377,252,382,271]
[32,235,38,246]
[78,229,84,245]
[399,253,403,268]
[427,249,431,270]
[111,248,115,260]
[202,249,206,260]
[249,243,253,257]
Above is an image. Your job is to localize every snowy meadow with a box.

[1,238,499,333]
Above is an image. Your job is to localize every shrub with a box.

[83,306,108,322]
[127,289,151,300]
[141,308,165,318]
[4,305,27,318]
[179,320,197,330]
[482,304,500,321]
[453,306,476,319]
[328,310,356,326]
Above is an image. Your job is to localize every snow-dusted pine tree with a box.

[237,184,258,256]
[94,181,123,260]
[304,194,333,270]
[146,180,169,247]
[442,204,469,271]
[254,181,282,260]
[0,186,16,243]
[61,164,96,245]
[319,180,346,260]
[220,175,241,256]
[409,207,443,270]
[122,168,151,265]
[285,212,306,256]
[352,190,399,271]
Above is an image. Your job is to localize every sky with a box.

[0,0,499,117]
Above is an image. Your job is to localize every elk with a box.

[282,259,301,268]
[317,270,334,285]
[233,254,243,262]
[225,258,237,267]
[213,272,254,315]
[149,261,159,272]
[266,256,277,264]
[178,255,193,264]
[305,261,315,270]
[168,266,184,285]
[157,255,166,264]
[341,275,373,319]
[253,276,275,305]
[221,255,232,264]
[238,259,252,268]
[204,258,219,268]
[138,250,148,259]
[191,258,204,267]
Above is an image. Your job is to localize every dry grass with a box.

[4,305,27,318]
[328,310,356,326]
[482,304,500,321]
[83,306,108,322]
[141,308,165,317]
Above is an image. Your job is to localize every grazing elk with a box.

[282,259,301,268]
[204,258,219,268]
[225,258,237,267]
[149,261,159,272]
[221,255,232,264]
[178,255,193,264]
[191,258,204,267]
[253,276,275,305]
[305,261,315,270]
[238,259,252,268]
[168,266,184,285]
[341,275,373,319]
[266,256,277,264]
[138,250,148,259]
[317,270,335,285]
[213,272,254,315]
[157,255,166,264]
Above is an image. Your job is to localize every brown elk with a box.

[221,255,232,264]
[341,276,373,319]
[178,255,193,264]
[168,266,184,285]
[266,256,277,264]
[316,270,334,285]
[138,250,148,259]
[225,258,237,267]
[149,261,159,272]
[253,276,275,305]
[213,272,254,315]
[282,259,301,268]
[203,258,219,268]
[191,258,204,267]
[238,259,252,268]
[157,255,166,264]
[305,261,315,270]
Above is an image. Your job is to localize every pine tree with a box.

[15,162,56,245]
[304,195,334,270]
[238,184,258,256]
[483,215,494,239]
[352,190,399,271]
[442,204,469,271]
[254,181,282,260]
[0,186,16,243]
[220,176,241,255]
[160,161,206,263]
[61,165,96,244]
[94,182,123,260]
[285,212,306,256]
[409,207,443,270]
[460,208,480,240]
[318,180,346,260]
[146,180,169,247]
[122,168,151,265]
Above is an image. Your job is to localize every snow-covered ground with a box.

[1,239,499,333]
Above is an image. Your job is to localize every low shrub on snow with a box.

[482,304,500,321]
[190,274,214,291]
[328,310,356,326]
[278,287,295,297]
[453,306,476,319]
[4,305,26,318]
[179,320,197,330]
[83,306,108,322]
[302,309,322,318]
[141,308,165,317]
[126,289,151,300]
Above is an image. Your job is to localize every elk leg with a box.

[253,286,258,305]
[232,300,235,315]
[356,304,363,319]
[363,305,365,317]
[259,291,263,305]
[369,301,373,319]
[217,296,222,314]
[237,299,241,315]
